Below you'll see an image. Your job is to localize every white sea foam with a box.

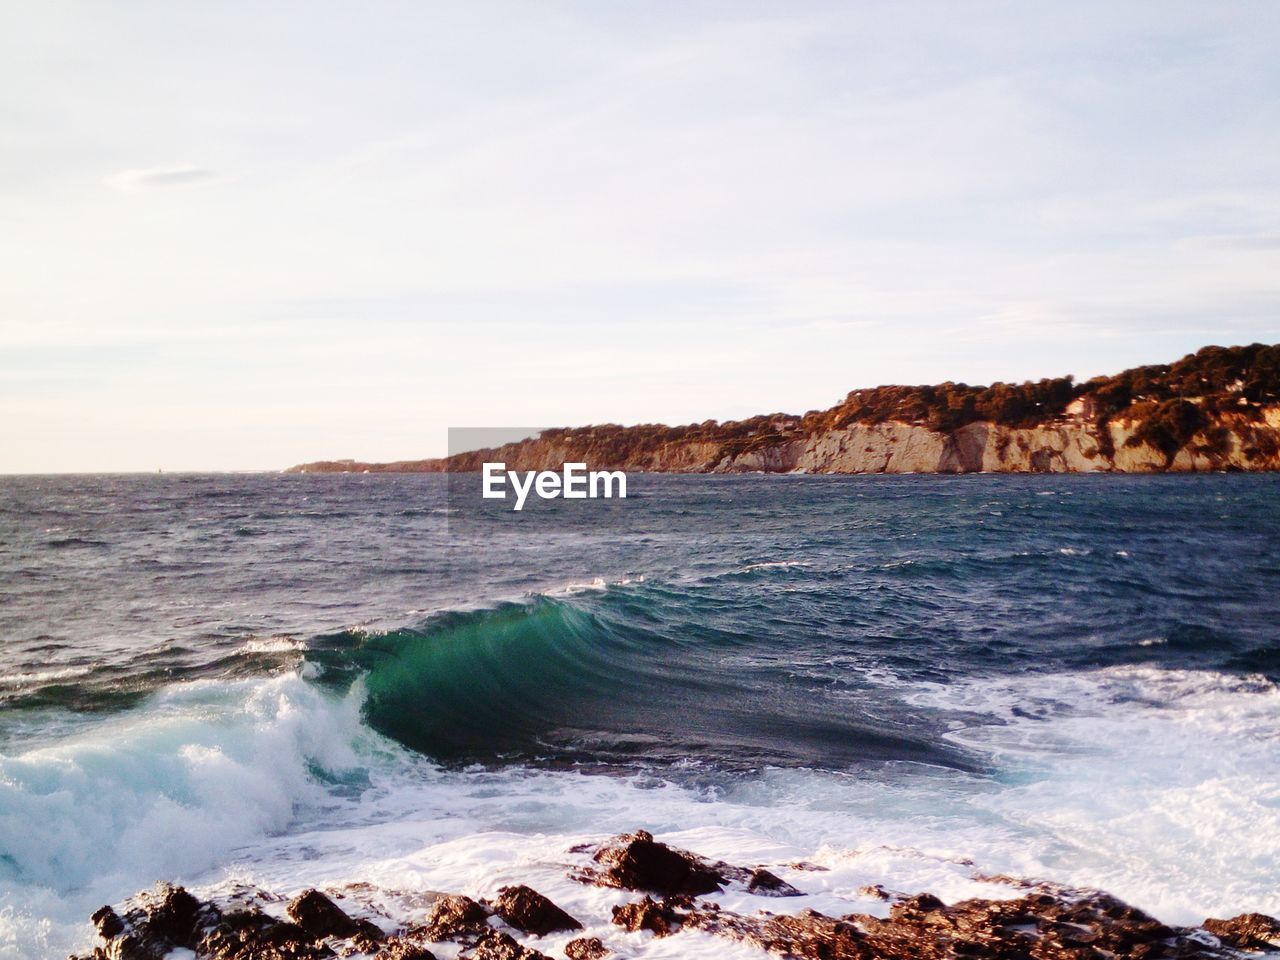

[0,667,93,689]
[0,673,369,958]
[2,665,1277,958]
[549,575,645,596]
[906,666,1280,923]
[239,636,305,654]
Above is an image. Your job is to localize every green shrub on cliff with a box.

[1123,399,1207,465]
[526,344,1280,467]
[289,342,1280,473]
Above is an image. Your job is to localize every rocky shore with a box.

[75,830,1280,960]
[287,344,1280,475]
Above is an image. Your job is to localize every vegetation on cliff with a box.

[809,342,1279,433]
[288,343,1280,474]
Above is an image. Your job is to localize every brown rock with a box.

[759,911,869,959]
[489,885,582,936]
[681,886,1245,960]
[374,939,438,960]
[610,896,691,937]
[846,890,1196,960]
[85,883,224,960]
[1051,892,1175,955]
[90,905,125,941]
[586,830,725,895]
[197,908,331,960]
[684,907,869,960]
[465,928,551,960]
[287,889,383,942]
[1203,912,1280,950]
[886,892,945,921]
[139,883,208,948]
[417,894,492,942]
[563,936,609,959]
[747,867,802,897]
[77,861,1265,960]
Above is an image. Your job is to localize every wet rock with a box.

[973,872,1044,889]
[747,867,802,897]
[582,830,726,895]
[76,862,1268,960]
[197,908,330,960]
[139,882,208,947]
[610,895,693,937]
[465,928,552,960]
[374,939,438,960]
[1051,892,1177,956]
[855,885,892,901]
[886,892,945,921]
[417,894,493,942]
[848,889,1219,960]
[685,907,868,959]
[679,887,1243,960]
[74,885,341,960]
[563,935,609,959]
[287,889,383,942]
[90,905,125,941]
[585,845,1247,960]
[83,883,223,960]
[1203,912,1280,950]
[489,885,582,936]
[578,829,806,899]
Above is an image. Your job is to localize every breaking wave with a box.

[304,589,969,772]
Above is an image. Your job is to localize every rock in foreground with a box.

[578,829,727,895]
[488,885,583,936]
[75,830,1280,960]
[574,829,800,898]
[413,893,491,943]
[1204,914,1280,952]
[611,888,1277,959]
[287,889,383,944]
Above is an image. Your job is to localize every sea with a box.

[1,472,1278,958]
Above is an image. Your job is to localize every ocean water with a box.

[1,473,1278,958]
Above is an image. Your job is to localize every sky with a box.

[3,1,1280,472]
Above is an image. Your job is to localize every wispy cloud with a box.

[103,166,219,191]
[1194,234,1280,251]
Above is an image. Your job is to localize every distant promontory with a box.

[288,343,1280,474]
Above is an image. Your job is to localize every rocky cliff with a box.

[289,343,1280,474]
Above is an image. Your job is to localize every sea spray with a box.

[0,673,371,957]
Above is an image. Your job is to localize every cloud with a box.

[102,166,219,191]
[1196,234,1280,251]
[4,2,1279,469]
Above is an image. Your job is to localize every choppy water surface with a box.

[1,473,1278,957]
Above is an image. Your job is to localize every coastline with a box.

[285,411,1280,476]
[286,345,1280,476]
